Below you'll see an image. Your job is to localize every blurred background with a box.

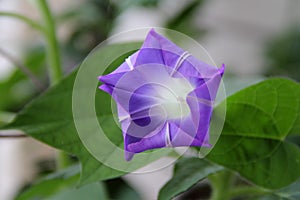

[0,0,300,199]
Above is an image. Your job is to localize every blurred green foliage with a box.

[166,0,206,37]
[0,47,46,112]
[59,0,118,61]
[0,0,208,115]
[265,27,300,81]
[59,0,162,64]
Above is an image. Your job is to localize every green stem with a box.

[36,0,63,85]
[228,186,270,199]
[55,150,70,169]
[209,170,235,200]
[36,0,67,169]
[0,12,45,32]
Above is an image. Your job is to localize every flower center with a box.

[154,77,193,119]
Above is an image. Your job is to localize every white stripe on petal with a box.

[186,96,213,106]
[125,57,134,70]
[119,114,130,122]
[165,123,172,147]
[171,51,191,76]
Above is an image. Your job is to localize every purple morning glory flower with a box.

[99,29,224,161]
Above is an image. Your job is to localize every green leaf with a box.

[19,174,108,200]
[4,42,171,186]
[16,164,141,200]
[15,165,81,200]
[106,178,142,200]
[255,178,300,200]
[288,82,300,137]
[46,182,108,200]
[158,158,223,200]
[0,111,15,126]
[208,78,300,189]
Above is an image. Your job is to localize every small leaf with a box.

[158,158,223,200]
[208,78,300,189]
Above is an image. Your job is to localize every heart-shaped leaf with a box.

[208,78,300,189]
